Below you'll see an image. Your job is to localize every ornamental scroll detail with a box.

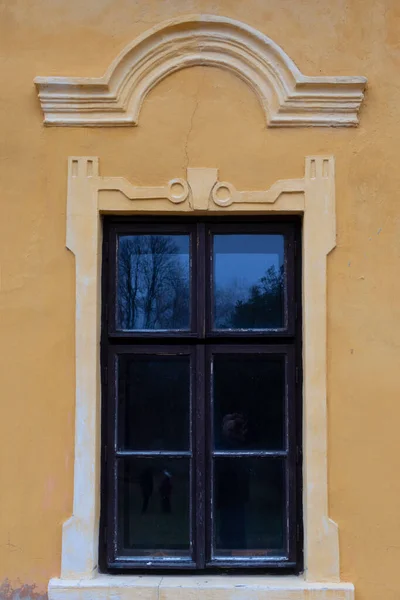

[94,166,306,211]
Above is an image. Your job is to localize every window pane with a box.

[213,354,285,451]
[213,458,286,557]
[117,234,190,331]
[118,354,190,451]
[213,234,284,330]
[118,458,191,557]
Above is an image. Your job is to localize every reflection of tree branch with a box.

[117,235,189,330]
[215,265,284,329]
[118,238,142,328]
[132,245,141,326]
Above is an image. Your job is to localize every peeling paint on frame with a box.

[0,580,48,600]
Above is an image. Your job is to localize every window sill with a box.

[48,574,354,599]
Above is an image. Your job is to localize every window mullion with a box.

[196,223,206,338]
[194,344,206,568]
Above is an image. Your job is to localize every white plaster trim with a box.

[56,157,354,600]
[49,574,354,600]
[34,15,367,128]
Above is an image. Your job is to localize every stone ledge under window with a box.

[48,574,354,599]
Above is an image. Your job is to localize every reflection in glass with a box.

[117,234,190,331]
[118,458,190,556]
[214,458,285,556]
[118,355,190,451]
[213,234,284,330]
[213,355,285,451]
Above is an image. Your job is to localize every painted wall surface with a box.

[0,1,399,598]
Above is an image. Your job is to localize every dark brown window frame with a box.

[100,215,303,574]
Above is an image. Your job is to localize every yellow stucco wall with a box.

[0,1,400,598]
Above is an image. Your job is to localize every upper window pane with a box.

[116,234,190,331]
[213,234,284,330]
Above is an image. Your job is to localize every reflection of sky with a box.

[168,236,190,271]
[163,235,189,270]
[120,234,190,266]
[214,234,284,287]
[163,235,189,255]
[119,233,284,286]
[120,234,189,254]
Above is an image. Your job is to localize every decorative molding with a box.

[210,177,305,207]
[49,156,355,600]
[34,15,367,128]
[99,176,190,204]
[97,168,304,209]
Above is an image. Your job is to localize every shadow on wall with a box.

[0,581,47,600]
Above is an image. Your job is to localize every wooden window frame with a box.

[100,216,303,573]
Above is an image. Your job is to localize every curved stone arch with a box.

[34,15,367,127]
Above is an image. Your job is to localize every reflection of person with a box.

[222,413,248,448]
[217,413,250,550]
[159,470,173,514]
[139,467,154,514]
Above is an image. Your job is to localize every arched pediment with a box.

[34,15,367,127]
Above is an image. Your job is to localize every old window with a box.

[100,216,302,572]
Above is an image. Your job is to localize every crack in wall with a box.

[158,576,164,600]
[183,71,205,171]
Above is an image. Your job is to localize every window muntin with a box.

[101,217,301,572]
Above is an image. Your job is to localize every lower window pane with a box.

[213,457,286,558]
[117,457,191,558]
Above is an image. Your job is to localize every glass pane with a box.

[213,234,284,330]
[214,458,286,557]
[117,234,190,331]
[118,354,190,451]
[213,354,285,451]
[118,458,191,557]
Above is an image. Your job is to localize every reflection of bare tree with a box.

[118,235,189,330]
[215,265,284,329]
